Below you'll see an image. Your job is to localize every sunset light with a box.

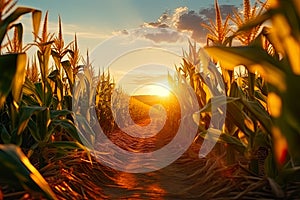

[2,0,298,199]
[147,84,171,97]
[133,83,171,97]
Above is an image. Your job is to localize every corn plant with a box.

[73,51,119,149]
[201,0,231,46]
[1,2,85,168]
[205,0,300,183]
[0,1,40,106]
[50,16,75,111]
[190,0,274,177]
[66,34,81,96]
[19,12,82,152]
[230,0,267,45]
[95,69,115,133]
[72,51,98,147]
[0,0,58,198]
[26,57,39,83]
[0,0,41,146]
[0,144,57,199]
[201,0,235,104]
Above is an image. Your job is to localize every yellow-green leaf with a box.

[204,46,286,91]
[0,144,57,199]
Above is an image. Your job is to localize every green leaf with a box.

[27,118,39,142]
[0,54,25,107]
[50,109,73,120]
[31,81,53,107]
[204,46,286,91]
[240,98,272,135]
[0,144,57,199]
[32,82,43,104]
[23,78,38,102]
[0,54,18,107]
[264,152,278,179]
[12,53,27,103]
[226,101,254,137]
[219,133,246,154]
[198,129,246,154]
[37,108,51,142]
[253,130,270,150]
[0,124,11,144]
[44,80,54,107]
[74,114,96,148]
[10,129,23,146]
[17,106,47,136]
[193,96,239,116]
[49,119,80,142]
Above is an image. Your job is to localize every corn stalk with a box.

[205,0,300,183]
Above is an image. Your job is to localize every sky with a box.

[17,0,246,96]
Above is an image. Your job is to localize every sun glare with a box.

[133,84,171,97]
[149,85,171,97]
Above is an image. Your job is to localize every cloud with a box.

[112,26,189,44]
[141,28,186,43]
[113,29,129,35]
[171,7,189,27]
[176,10,207,43]
[143,4,237,44]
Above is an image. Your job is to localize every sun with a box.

[149,85,171,97]
[133,83,171,97]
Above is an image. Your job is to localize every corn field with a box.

[0,0,300,199]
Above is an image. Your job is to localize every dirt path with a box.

[93,117,229,199]
[37,116,296,199]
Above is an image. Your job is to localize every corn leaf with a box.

[32,10,42,39]
[0,54,18,107]
[240,98,272,134]
[50,109,73,119]
[61,60,74,86]
[264,152,278,178]
[198,129,246,154]
[49,119,81,142]
[36,108,50,142]
[0,144,57,199]
[226,101,254,137]
[17,106,47,136]
[205,46,286,91]
[74,114,96,148]
[0,7,40,45]
[12,53,27,103]
[0,124,11,144]
[219,133,246,154]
